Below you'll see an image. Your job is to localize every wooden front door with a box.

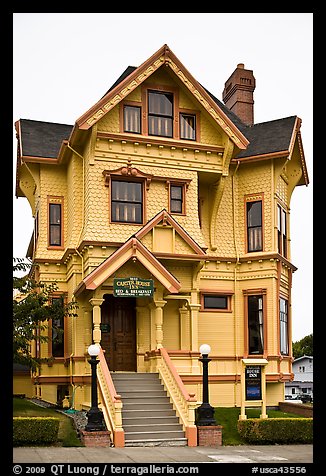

[100,295,137,371]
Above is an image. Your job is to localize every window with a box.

[111,180,143,224]
[180,113,196,140]
[148,90,173,137]
[170,184,184,214]
[124,105,141,134]
[51,297,64,358]
[246,200,263,252]
[248,295,264,354]
[280,297,289,355]
[203,294,229,310]
[48,200,63,247]
[277,204,287,258]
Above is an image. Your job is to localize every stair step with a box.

[125,438,187,447]
[123,423,183,432]
[121,396,169,403]
[123,416,179,425]
[111,373,159,380]
[123,409,176,417]
[111,371,187,446]
[125,430,185,441]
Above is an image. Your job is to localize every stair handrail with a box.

[158,347,198,446]
[97,348,125,447]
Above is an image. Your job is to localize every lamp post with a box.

[196,344,217,426]
[85,344,105,432]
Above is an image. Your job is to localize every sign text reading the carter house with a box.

[113,277,154,297]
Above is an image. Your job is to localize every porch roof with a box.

[73,237,181,297]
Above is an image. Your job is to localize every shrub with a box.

[13,417,60,446]
[237,418,313,444]
[237,417,313,444]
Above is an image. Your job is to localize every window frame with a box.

[110,177,145,225]
[279,296,289,355]
[243,288,267,357]
[179,108,200,141]
[169,182,186,215]
[121,101,142,134]
[277,203,288,258]
[47,293,67,361]
[245,193,264,253]
[47,197,64,250]
[147,89,174,138]
[141,84,179,138]
[200,291,233,313]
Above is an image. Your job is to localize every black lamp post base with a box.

[85,407,106,432]
[196,402,217,426]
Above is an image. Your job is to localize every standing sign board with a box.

[113,277,154,298]
[245,365,262,400]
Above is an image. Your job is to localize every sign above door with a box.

[113,277,154,298]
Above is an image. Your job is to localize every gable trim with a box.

[74,44,248,149]
[135,209,206,255]
[73,237,181,297]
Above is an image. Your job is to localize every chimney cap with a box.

[237,63,245,69]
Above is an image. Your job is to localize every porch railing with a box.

[158,347,198,446]
[97,348,125,447]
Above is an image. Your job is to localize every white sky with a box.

[12,13,313,342]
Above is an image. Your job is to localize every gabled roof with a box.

[135,209,206,255]
[74,237,181,296]
[74,44,249,149]
[14,44,309,186]
[293,355,313,363]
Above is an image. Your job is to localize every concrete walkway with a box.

[13,444,313,464]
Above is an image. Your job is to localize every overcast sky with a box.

[12,13,313,342]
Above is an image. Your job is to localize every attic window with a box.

[180,113,196,140]
[124,105,141,134]
[148,90,173,138]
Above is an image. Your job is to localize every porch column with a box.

[189,303,200,352]
[179,303,190,350]
[89,298,104,345]
[153,300,167,349]
[83,306,92,354]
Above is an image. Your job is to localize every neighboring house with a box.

[14,44,309,446]
[285,355,313,398]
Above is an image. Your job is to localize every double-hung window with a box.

[279,297,289,355]
[111,179,143,224]
[248,295,264,354]
[246,199,263,252]
[48,198,63,248]
[170,184,184,214]
[148,90,173,138]
[51,296,64,358]
[277,204,287,258]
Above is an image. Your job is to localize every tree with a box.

[13,258,78,370]
[292,333,313,360]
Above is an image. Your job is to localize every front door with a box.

[100,295,137,371]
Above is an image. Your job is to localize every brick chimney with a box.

[222,63,256,126]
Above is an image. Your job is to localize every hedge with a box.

[13,417,60,446]
[237,417,313,444]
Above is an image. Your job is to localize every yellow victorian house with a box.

[15,44,309,446]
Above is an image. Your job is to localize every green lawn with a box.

[214,407,304,445]
[13,398,83,446]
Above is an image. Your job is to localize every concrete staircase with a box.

[111,372,187,447]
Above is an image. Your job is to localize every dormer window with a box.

[148,90,173,138]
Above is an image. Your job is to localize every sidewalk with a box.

[13,444,313,464]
